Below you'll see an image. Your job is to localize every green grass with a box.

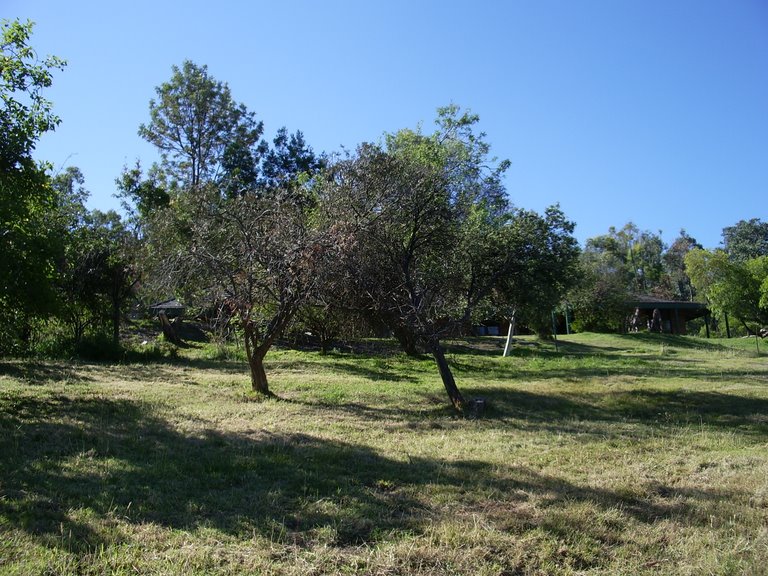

[1,333,767,575]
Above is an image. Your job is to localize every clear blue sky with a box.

[6,0,767,249]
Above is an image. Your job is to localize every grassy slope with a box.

[0,333,766,575]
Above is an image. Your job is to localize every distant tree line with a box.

[567,220,768,336]
[2,20,766,410]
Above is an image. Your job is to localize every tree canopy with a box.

[138,60,264,190]
[722,218,768,262]
[0,19,66,353]
[685,249,768,334]
[316,106,580,410]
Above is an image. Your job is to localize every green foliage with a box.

[663,229,701,301]
[260,127,324,194]
[115,160,170,229]
[46,166,139,350]
[22,317,124,360]
[582,223,668,296]
[0,19,66,355]
[324,106,517,350]
[491,205,580,337]
[138,60,264,189]
[0,19,65,172]
[685,248,768,331]
[571,225,703,333]
[317,106,582,409]
[722,218,768,262]
[568,258,629,332]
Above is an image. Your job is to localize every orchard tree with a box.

[321,106,562,412]
[157,184,344,394]
[136,61,333,388]
[0,19,66,353]
[322,140,477,408]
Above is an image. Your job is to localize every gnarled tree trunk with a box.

[159,312,181,345]
[248,349,270,395]
[429,339,466,413]
[392,322,422,357]
[243,321,272,395]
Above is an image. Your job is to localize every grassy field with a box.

[1,332,767,575]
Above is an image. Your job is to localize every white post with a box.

[502,312,516,357]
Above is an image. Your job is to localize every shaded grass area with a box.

[1,332,767,574]
[1,394,422,546]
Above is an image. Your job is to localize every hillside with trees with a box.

[3,18,768,575]
[2,19,766,398]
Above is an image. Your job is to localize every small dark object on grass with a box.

[469,397,487,418]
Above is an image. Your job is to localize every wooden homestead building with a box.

[626,295,710,336]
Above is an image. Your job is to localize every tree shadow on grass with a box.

[620,332,738,351]
[445,348,763,385]
[444,333,743,359]
[444,336,626,357]
[0,392,746,558]
[460,386,768,440]
[0,361,94,385]
[319,356,428,383]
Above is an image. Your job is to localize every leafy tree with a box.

[571,223,684,333]
[0,19,65,171]
[156,184,342,394]
[261,128,324,190]
[568,246,632,333]
[685,249,768,334]
[220,138,263,198]
[219,127,323,200]
[327,142,470,404]
[82,210,137,346]
[138,60,264,190]
[0,19,66,353]
[492,205,580,343]
[59,210,137,348]
[321,106,542,412]
[51,166,89,227]
[136,64,331,374]
[51,168,138,349]
[115,161,170,231]
[588,223,666,295]
[663,229,701,301]
[722,218,768,262]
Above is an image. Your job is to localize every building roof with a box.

[149,298,185,310]
[626,295,708,311]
